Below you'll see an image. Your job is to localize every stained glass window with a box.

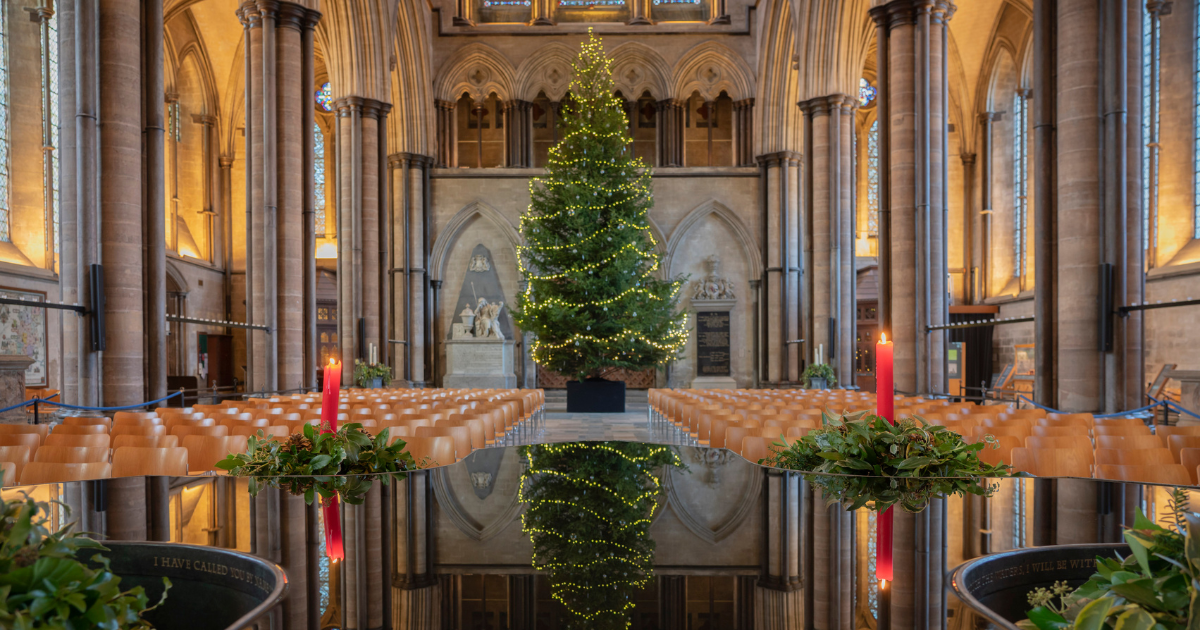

[1146,5,1161,255]
[859,78,877,108]
[867,510,878,619]
[0,2,10,242]
[866,120,879,236]
[314,123,326,237]
[316,81,334,113]
[1013,92,1028,278]
[559,0,624,6]
[44,8,60,257]
[1193,2,1200,239]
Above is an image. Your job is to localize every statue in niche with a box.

[692,254,737,301]
[473,298,506,340]
[469,254,491,272]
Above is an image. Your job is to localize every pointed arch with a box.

[514,42,577,102]
[672,41,755,102]
[430,201,522,281]
[317,0,395,103]
[434,42,516,103]
[755,0,802,154]
[665,200,762,279]
[609,42,671,101]
[389,0,436,156]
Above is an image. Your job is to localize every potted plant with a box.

[353,359,391,389]
[801,363,837,389]
[760,411,1012,512]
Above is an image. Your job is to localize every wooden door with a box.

[206,334,235,389]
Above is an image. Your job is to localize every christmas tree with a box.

[520,442,681,630]
[513,30,688,382]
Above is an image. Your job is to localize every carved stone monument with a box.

[690,255,737,390]
[0,354,34,424]
[444,245,517,388]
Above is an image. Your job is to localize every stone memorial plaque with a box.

[696,311,731,377]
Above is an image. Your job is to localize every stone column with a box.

[1033,0,1057,407]
[504,101,532,167]
[393,472,439,629]
[886,503,946,630]
[531,0,555,25]
[758,471,803,628]
[0,356,34,424]
[837,96,856,387]
[756,152,801,384]
[99,0,144,406]
[959,153,976,303]
[105,477,148,540]
[509,575,537,630]
[302,18,317,389]
[869,0,953,395]
[143,0,167,402]
[977,112,998,299]
[733,99,755,166]
[628,0,652,25]
[656,99,684,167]
[435,100,456,168]
[807,486,851,630]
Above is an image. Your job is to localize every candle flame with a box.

[880,579,887,590]
[329,357,337,367]
[880,332,887,343]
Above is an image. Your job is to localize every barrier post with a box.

[33,398,39,425]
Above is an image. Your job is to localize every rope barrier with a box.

[1167,400,1200,421]
[37,390,183,412]
[0,399,34,415]
[1017,394,1163,419]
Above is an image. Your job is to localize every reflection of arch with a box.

[665,200,762,279]
[672,42,755,101]
[430,201,522,281]
[610,42,671,100]
[435,43,516,103]
[514,42,577,102]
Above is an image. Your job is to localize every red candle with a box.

[876,333,894,424]
[322,358,341,433]
[875,332,895,583]
[321,496,345,561]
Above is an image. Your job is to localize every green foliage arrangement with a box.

[512,31,688,382]
[1021,489,1198,630]
[760,411,1012,512]
[353,360,391,388]
[215,423,418,505]
[519,442,683,630]
[0,473,170,630]
[801,363,837,388]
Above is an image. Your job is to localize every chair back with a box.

[112,415,162,427]
[112,447,189,477]
[1011,447,1091,477]
[0,461,15,487]
[439,418,486,450]
[20,461,111,484]
[182,435,249,473]
[0,445,34,481]
[1031,425,1089,438]
[0,433,42,458]
[44,433,111,448]
[399,436,454,468]
[33,446,110,464]
[1166,435,1200,463]
[62,416,112,428]
[50,424,109,435]
[1094,448,1173,467]
[1024,435,1094,454]
[414,426,471,461]
[1093,416,1147,429]
[1097,464,1192,485]
[977,435,1022,467]
[0,424,50,441]
[1093,425,1152,437]
[1156,425,1200,448]
[171,425,231,439]
[230,425,289,439]
[111,435,180,449]
[1037,415,1092,429]
[1094,435,1163,450]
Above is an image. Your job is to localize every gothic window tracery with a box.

[867,119,879,237]
[0,2,10,243]
[314,123,326,237]
[1145,3,1161,262]
[1012,91,1028,280]
[316,81,333,113]
[859,77,877,108]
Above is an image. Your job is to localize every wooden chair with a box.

[111,417,163,428]
[0,424,50,442]
[1179,448,1200,485]
[398,436,454,468]
[1032,425,1090,438]
[0,433,43,459]
[977,435,1022,468]
[1097,464,1192,486]
[61,416,112,429]
[739,437,773,464]
[1156,425,1200,449]
[0,461,16,487]
[1011,447,1092,477]
[439,418,486,450]
[229,425,288,439]
[112,447,189,477]
[165,417,216,432]
[44,433,111,448]
[171,425,231,439]
[1025,435,1094,454]
[1094,448,1173,467]
[20,461,111,484]
[973,425,1030,442]
[1166,435,1200,463]
[49,424,109,435]
[0,445,34,482]
[112,435,180,449]
[33,446,110,464]
[1094,417,1147,429]
[414,426,472,461]
[113,411,161,424]
[1094,425,1152,437]
[1037,415,1092,430]
[182,435,249,473]
[1094,435,1163,450]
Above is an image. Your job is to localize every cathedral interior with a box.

[1,0,1199,629]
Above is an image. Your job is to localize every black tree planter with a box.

[96,541,288,630]
[567,378,626,413]
[948,543,1128,630]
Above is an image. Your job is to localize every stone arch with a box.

[609,42,672,101]
[665,200,762,279]
[435,43,517,103]
[430,201,522,282]
[514,42,577,102]
[672,42,755,101]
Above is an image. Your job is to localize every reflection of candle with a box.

[322,495,345,561]
[322,358,341,432]
[876,333,894,423]
[875,332,894,582]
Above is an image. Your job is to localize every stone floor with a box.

[507,391,688,445]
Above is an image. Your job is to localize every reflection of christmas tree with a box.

[520,442,681,630]
[513,30,687,382]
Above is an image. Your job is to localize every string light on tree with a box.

[512,29,687,382]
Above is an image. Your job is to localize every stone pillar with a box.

[660,575,686,630]
[959,153,975,303]
[504,101,532,167]
[143,0,167,402]
[239,0,321,392]
[757,152,802,384]
[837,97,856,387]
[394,472,439,629]
[869,0,953,395]
[886,503,946,630]
[758,471,803,628]
[656,99,684,167]
[1033,0,1056,406]
[105,477,148,540]
[509,575,537,630]
[807,486,851,630]
[531,0,555,26]
[435,100,456,168]
[628,0,652,25]
[733,99,755,166]
[302,19,317,390]
[977,112,998,299]
[99,0,144,406]
[0,356,34,424]
[278,490,309,630]
[391,153,433,386]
